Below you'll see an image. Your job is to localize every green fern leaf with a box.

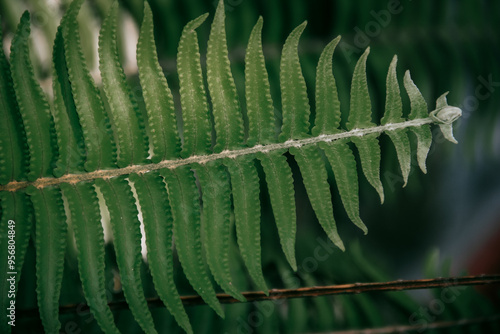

[225,156,268,293]
[290,145,344,250]
[0,20,28,184]
[60,182,120,334]
[51,26,86,177]
[207,0,244,152]
[381,56,411,186]
[177,13,211,158]
[10,12,57,182]
[98,1,149,167]
[161,166,224,317]
[62,0,116,172]
[279,21,310,142]
[27,186,67,334]
[312,36,341,136]
[195,162,245,301]
[320,139,367,234]
[130,171,193,334]
[138,2,181,162]
[313,35,366,234]
[347,47,373,129]
[348,48,384,203]
[403,70,432,173]
[257,150,297,271]
[245,16,275,146]
[96,176,157,333]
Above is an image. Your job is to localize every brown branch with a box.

[16,274,500,318]
[317,314,500,334]
[178,274,500,306]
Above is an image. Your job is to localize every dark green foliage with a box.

[2,0,493,333]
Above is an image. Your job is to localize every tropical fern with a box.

[0,0,462,333]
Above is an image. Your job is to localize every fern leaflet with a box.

[0,0,462,332]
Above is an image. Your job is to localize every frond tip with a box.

[430,92,462,144]
[0,0,462,332]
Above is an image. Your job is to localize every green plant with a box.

[0,0,471,333]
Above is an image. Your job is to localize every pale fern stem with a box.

[0,117,440,192]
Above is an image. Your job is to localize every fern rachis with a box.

[0,0,462,333]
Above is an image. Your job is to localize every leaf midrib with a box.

[0,117,434,192]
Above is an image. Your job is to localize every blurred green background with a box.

[1,0,499,332]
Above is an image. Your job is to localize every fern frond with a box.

[257,150,297,270]
[195,161,246,301]
[96,175,157,333]
[0,19,28,185]
[207,0,244,152]
[381,56,411,187]
[60,181,119,334]
[138,2,181,162]
[245,16,275,146]
[404,70,432,174]
[28,185,67,334]
[226,155,268,294]
[62,0,116,172]
[320,139,366,234]
[160,166,224,317]
[291,145,344,249]
[0,0,463,332]
[98,0,149,167]
[177,12,211,158]
[129,171,193,334]
[348,48,385,204]
[312,36,341,137]
[279,21,310,142]
[10,11,57,182]
[51,26,86,177]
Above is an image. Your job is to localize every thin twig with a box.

[316,314,500,334]
[16,274,500,317]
